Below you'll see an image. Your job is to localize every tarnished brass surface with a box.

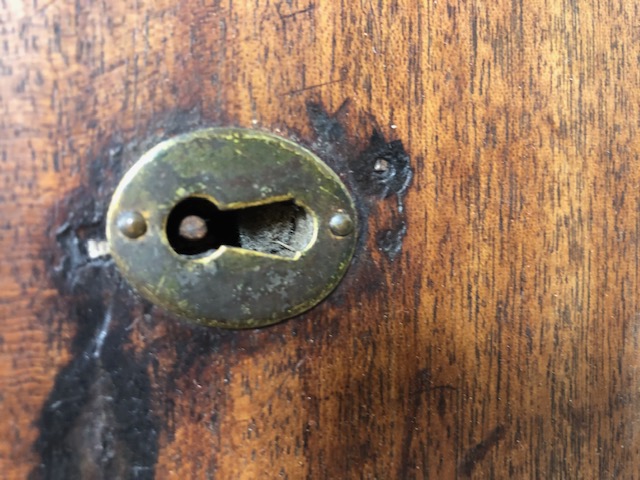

[106,128,357,328]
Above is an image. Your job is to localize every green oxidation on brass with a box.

[106,128,357,328]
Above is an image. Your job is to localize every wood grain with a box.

[2,0,640,478]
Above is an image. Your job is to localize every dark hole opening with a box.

[166,197,240,255]
[166,196,313,258]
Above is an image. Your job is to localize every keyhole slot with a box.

[166,196,313,258]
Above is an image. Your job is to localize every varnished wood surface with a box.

[2,1,640,478]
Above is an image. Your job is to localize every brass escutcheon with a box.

[106,128,357,328]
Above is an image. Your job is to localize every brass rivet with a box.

[179,215,208,241]
[117,211,147,239]
[329,212,354,236]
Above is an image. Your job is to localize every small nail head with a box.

[329,212,354,237]
[117,211,147,239]
[374,158,389,172]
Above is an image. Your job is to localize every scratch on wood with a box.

[282,77,345,96]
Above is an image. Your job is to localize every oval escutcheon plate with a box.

[106,128,357,328]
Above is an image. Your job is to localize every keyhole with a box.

[166,197,239,255]
[166,196,313,258]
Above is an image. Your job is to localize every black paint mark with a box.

[351,129,413,200]
[305,101,414,262]
[375,220,408,261]
[32,138,160,480]
[352,130,413,261]
[275,2,315,21]
[306,101,348,147]
[457,425,507,476]
[32,108,238,480]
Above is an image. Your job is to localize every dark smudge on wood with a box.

[458,425,508,477]
[305,101,414,262]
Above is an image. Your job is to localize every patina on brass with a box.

[106,128,357,328]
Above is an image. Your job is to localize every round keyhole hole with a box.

[166,197,240,255]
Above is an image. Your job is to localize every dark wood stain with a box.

[2,0,640,478]
[458,425,507,477]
